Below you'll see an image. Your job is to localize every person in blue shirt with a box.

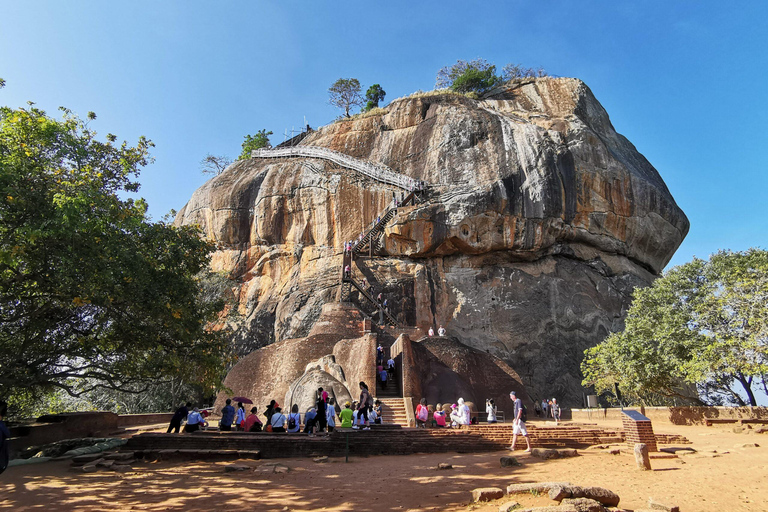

[220,398,235,431]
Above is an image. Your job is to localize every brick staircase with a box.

[378,398,408,425]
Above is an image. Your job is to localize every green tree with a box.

[329,78,363,117]
[436,59,548,95]
[0,105,230,406]
[581,249,768,406]
[363,84,386,112]
[239,130,272,160]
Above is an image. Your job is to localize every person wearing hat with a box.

[340,401,354,428]
[508,391,531,452]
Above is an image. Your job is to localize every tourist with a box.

[344,265,351,279]
[508,391,531,452]
[235,402,246,431]
[270,406,287,432]
[533,400,542,417]
[167,402,191,433]
[379,367,388,389]
[265,400,278,425]
[551,398,561,424]
[428,327,434,337]
[244,407,263,432]
[433,403,447,428]
[437,325,446,336]
[415,398,429,428]
[376,292,383,304]
[0,400,9,475]
[326,397,337,432]
[354,382,372,430]
[315,388,327,432]
[184,407,206,433]
[220,399,235,431]
[287,404,301,433]
[541,399,548,418]
[303,407,318,434]
[368,406,378,425]
[376,344,384,363]
[362,277,368,289]
[386,355,395,378]
[382,298,388,312]
[340,401,354,428]
[450,398,470,427]
[486,399,497,424]
[373,400,382,425]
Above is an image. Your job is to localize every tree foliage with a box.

[363,84,386,112]
[328,78,363,117]
[436,58,548,95]
[0,105,230,406]
[238,130,272,160]
[581,249,768,406]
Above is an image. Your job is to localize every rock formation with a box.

[177,77,688,406]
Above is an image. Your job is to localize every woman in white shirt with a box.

[486,399,497,424]
[270,406,287,432]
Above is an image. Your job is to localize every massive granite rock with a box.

[177,78,688,405]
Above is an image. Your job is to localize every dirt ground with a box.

[0,422,766,512]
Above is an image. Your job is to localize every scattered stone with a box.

[96,459,115,468]
[647,497,680,511]
[562,497,606,512]
[273,464,289,474]
[81,465,99,473]
[733,426,743,434]
[531,448,579,460]
[72,453,104,465]
[224,464,251,473]
[734,443,760,448]
[498,501,520,512]
[660,447,696,455]
[111,464,133,473]
[549,486,620,507]
[586,445,609,450]
[437,463,453,470]
[634,443,651,471]
[500,456,521,467]
[506,482,571,495]
[754,427,768,434]
[313,456,329,463]
[514,507,578,512]
[471,487,504,502]
[609,449,621,455]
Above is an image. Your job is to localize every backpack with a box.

[366,392,374,407]
[520,404,528,422]
[288,414,297,430]
[416,404,428,421]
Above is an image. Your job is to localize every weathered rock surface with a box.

[549,485,620,507]
[472,487,505,502]
[178,78,687,404]
[532,448,579,459]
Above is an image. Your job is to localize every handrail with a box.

[251,146,426,192]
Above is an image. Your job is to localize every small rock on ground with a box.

[734,443,760,448]
[531,448,579,460]
[313,456,329,463]
[224,464,251,473]
[549,485,620,507]
[506,482,571,495]
[498,501,520,512]
[647,497,680,512]
[500,456,521,467]
[437,463,453,470]
[471,487,504,502]
[562,497,605,512]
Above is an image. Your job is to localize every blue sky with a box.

[1,1,766,269]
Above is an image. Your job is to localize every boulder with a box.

[471,487,505,502]
[634,443,652,470]
[549,486,620,507]
[180,78,688,407]
[531,448,579,460]
[313,456,329,463]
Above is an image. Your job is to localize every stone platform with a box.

[125,423,690,459]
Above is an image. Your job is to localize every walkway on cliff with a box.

[251,146,426,192]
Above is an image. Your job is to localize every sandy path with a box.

[0,424,765,511]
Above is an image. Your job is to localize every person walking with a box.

[315,388,328,432]
[167,402,191,433]
[508,391,531,452]
[551,398,561,425]
[235,402,246,431]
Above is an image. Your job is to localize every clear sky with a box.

[1,1,766,270]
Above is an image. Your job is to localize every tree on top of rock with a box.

[363,84,386,112]
[329,78,363,117]
[239,129,273,160]
[436,58,548,95]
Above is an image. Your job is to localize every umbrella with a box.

[232,396,253,404]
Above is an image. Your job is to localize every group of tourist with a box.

[534,398,561,424]
[376,344,396,389]
[167,382,387,435]
[426,325,447,337]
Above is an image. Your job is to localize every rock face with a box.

[177,78,688,405]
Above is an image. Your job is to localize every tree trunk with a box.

[736,373,757,406]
